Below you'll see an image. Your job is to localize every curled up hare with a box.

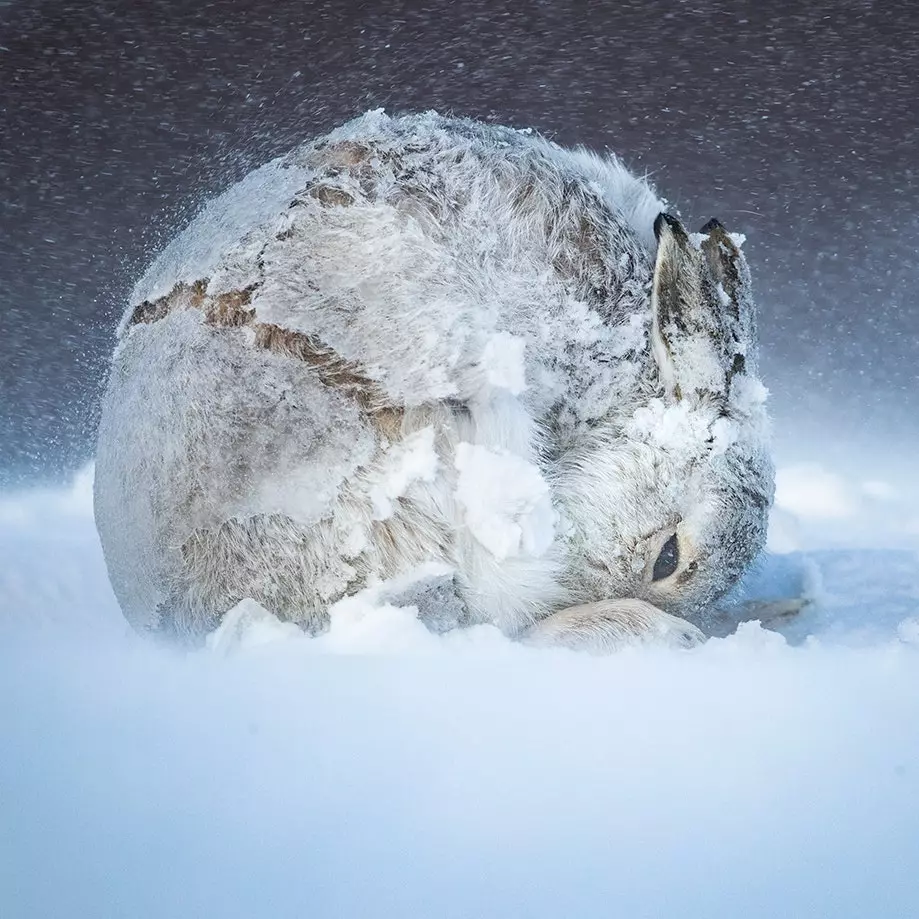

[94,110,775,652]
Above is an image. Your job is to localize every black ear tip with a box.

[700,217,725,234]
[654,212,683,241]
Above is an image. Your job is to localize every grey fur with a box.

[383,573,471,634]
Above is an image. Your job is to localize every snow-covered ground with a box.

[2,459,918,918]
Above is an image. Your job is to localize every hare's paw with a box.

[521,598,705,654]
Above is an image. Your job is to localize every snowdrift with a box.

[1,463,918,918]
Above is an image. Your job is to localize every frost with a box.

[367,426,439,520]
[129,158,311,309]
[627,398,716,461]
[481,332,527,395]
[707,415,739,455]
[454,442,555,560]
[670,334,730,394]
[731,374,770,415]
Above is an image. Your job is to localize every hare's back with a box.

[126,111,662,412]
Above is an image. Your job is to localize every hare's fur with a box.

[94,110,773,646]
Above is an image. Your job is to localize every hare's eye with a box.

[652,534,680,581]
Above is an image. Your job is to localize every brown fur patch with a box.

[252,321,384,411]
[371,407,406,442]
[202,286,255,327]
[299,137,457,222]
[308,184,355,207]
[128,281,206,326]
[311,140,373,170]
[126,280,394,416]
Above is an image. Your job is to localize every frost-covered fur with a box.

[94,110,774,647]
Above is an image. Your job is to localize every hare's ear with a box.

[651,212,754,403]
[698,218,756,371]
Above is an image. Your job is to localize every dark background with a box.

[2,0,917,486]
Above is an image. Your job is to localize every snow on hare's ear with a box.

[651,212,754,405]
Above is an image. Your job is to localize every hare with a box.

[94,110,774,651]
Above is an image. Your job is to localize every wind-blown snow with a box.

[1,460,918,918]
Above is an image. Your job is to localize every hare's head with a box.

[560,213,774,623]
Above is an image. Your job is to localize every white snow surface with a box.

[2,459,919,918]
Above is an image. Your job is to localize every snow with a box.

[1,461,919,918]
[628,397,725,458]
[206,597,304,653]
[481,332,528,395]
[454,442,556,560]
[367,426,439,520]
